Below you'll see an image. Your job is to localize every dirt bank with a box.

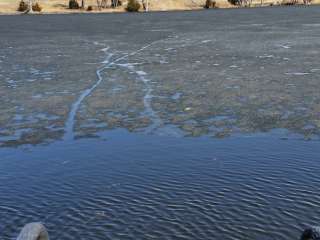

[0,0,319,14]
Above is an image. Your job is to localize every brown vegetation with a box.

[126,0,140,11]
[204,0,217,8]
[0,0,318,14]
[17,0,42,12]
[69,0,80,9]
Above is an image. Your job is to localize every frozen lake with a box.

[1,6,320,239]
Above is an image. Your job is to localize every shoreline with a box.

[0,4,318,15]
[0,0,318,15]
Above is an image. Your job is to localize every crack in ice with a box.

[115,63,162,134]
[64,39,166,140]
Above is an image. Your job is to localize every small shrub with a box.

[18,1,42,12]
[69,0,80,9]
[87,5,93,11]
[17,0,28,12]
[32,2,42,12]
[228,0,242,5]
[126,0,140,12]
[204,0,217,8]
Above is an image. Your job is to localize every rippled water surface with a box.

[1,131,320,240]
[1,6,320,240]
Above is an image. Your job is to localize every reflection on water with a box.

[0,130,320,240]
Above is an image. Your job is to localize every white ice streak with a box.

[114,63,162,133]
[285,72,311,76]
[64,39,165,140]
[149,29,172,32]
[136,70,147,76]
[277,44,291,49]
[100,47,110,52]
[259,54,275,58]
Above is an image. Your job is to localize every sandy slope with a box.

[0,0,124,13]
[0,0,318,14]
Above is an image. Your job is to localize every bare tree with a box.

[27,0,33,13]
[111,0,120,7]
[97,0,122,9]
[97,0,108,9]
[141,0,149,11]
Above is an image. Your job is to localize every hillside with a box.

[0,0,318,14]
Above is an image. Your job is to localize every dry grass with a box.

[0,0,319,14]
[0,0,126,14]
[0,0,231,14]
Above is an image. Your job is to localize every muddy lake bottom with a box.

[1,6,320,239]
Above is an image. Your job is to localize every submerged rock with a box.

[301,226,320,240]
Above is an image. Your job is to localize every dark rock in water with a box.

[301,226,320,240]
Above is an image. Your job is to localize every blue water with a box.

[1,8,320,238]
[1,129,319,240]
